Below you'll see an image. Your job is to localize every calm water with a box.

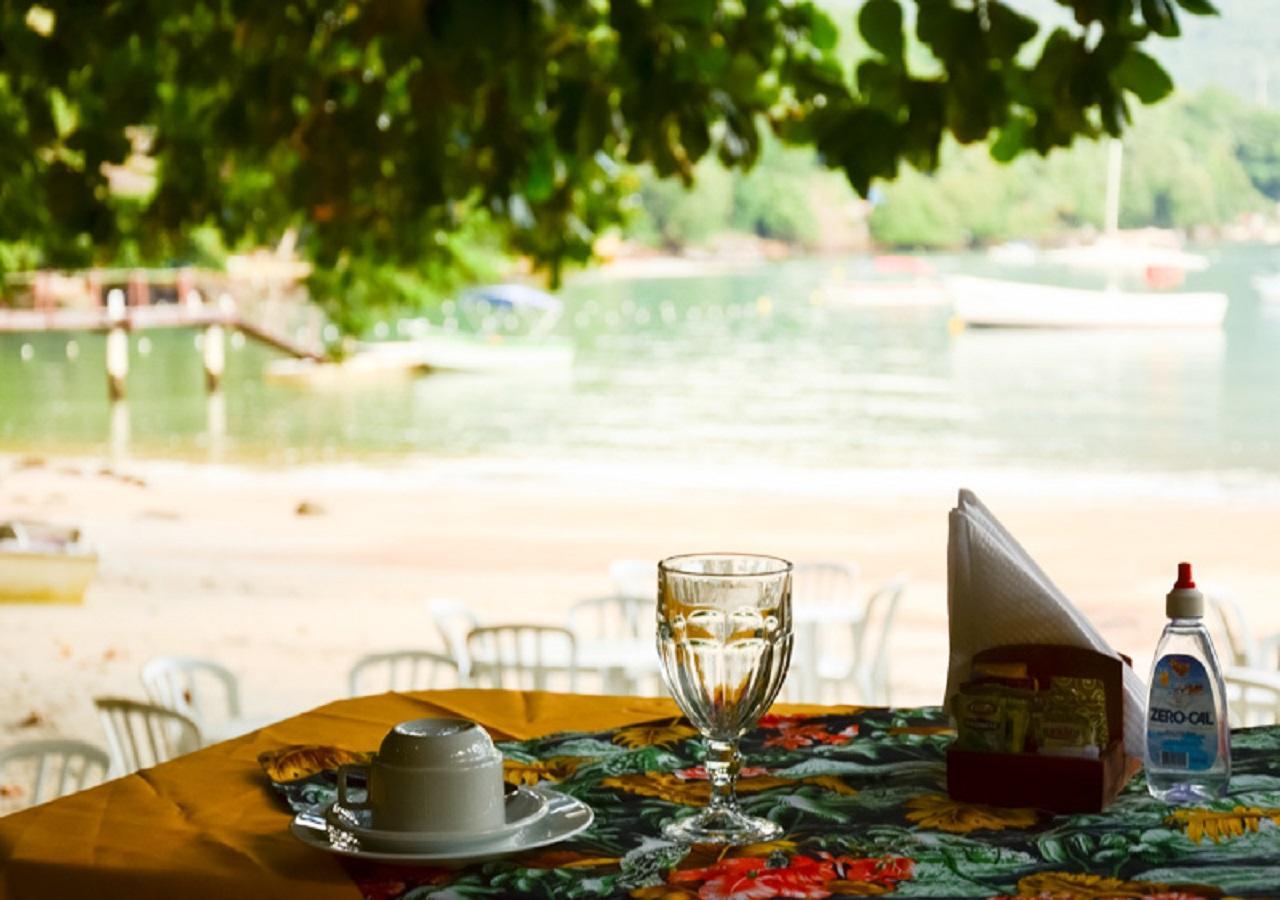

[2,244,1279,483]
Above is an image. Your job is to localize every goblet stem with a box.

[705,737,741,816]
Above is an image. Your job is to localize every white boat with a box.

[1253,273,1280,304]
[265,284,574,384]
[263,347,425,386]
[1043,142,1208,277]
[948,276,1228,330]
[1042,238,1209,274]
[0,521,98,604]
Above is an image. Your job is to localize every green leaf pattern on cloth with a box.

[265,708,1280,898]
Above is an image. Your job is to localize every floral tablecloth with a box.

[264,707,1280,899]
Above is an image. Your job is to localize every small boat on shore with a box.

[265,284,573,384]
[0,521,98,604]
[1253,273,1280,304]
[948,276,1228,330]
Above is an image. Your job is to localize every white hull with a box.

[412,334,574,373]
[1253,274,1280,304]
[0,551,98,604]
[1042,239,1209,273]
[265,335,574,385]
[948,276,1227,330]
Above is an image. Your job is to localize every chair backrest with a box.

[466,625,577,692]
[0,739,110,809]
[856,577,908,705]
[791,562,860,609]
[567,595,653,642]
[609,559,655,602]
[1225,667,1280,727]
[94,697,202,775]
[348,650,459,697]
[428,599,479,678]
[1205,590,1254,667]
[140,656,240,725]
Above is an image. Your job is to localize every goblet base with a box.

[662,806,781,845]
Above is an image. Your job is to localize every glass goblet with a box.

[656,553,793,845]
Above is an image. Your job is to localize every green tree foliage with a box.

[869,88,1273,248]
[633,162,735,250]
[731,139,822,246]
[1,0,1215,320]
[629,136,822,249]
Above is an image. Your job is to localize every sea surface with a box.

[2,244,1279,488]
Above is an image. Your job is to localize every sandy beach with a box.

[3,451,1280,766]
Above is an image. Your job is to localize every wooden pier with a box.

[2,266,330,397]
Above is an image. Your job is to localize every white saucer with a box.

[291,786,593,865]
[324,786,548,852]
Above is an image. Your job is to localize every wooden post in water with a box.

[109,399,130,464]
[197,290,226,392]
[105,289,129,400]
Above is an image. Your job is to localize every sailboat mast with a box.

[1104,138,1123,235]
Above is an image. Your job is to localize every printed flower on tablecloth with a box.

[670,854,834,899]
[502,756,582,786]
[763,723,858,750]
[674,765,773,781]
[1165,806,1280,844]
[757,714,812,730]
[600,771,790,805]
[904,793,1038,833]
[614,720,700,749]
[351,865,455,900]
[257,745,372,783]
[999,871,1219,899]
[659,852,914,900]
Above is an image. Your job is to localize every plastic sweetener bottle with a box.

[1145,562,1231,803]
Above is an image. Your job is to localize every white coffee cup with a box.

[336,717,506,833]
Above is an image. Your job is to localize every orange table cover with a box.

[0,690,839,900]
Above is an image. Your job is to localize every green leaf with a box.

[990,117,1027,162]
[806,7,839,52]
[986,1,1040,60]
[1115,47,1174,103]
[857,59,902,107]
[1140,0,1181,37]
[859,0,904,68]
[1175,0,1219,14]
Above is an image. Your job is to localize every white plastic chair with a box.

[1206,590,1253,667]
[568,595,659,694]
[814,576,908,705]
[609,559,655,602]
[94,697,201,775]
[348,650,459,697]
[1225,667,1280,727]
[776,563,863,703]
[568,595,653,642]
[0,740,110,809]
[139,656,259,744]
[141,656,240,723]
[466,625,577,692]
[428,598,480,680]
[791,562,860,608]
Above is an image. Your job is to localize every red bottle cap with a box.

[1175,562,1195,590]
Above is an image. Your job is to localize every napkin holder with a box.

[946,644,1138,813]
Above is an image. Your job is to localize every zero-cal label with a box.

[1147,654,1217,771]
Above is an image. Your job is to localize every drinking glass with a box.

[657,553,793,844]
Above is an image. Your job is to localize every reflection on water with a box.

[2,244,1280,482]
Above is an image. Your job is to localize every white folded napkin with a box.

[946,489,1146,757]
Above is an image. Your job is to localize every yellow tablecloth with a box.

[0,690,840,900]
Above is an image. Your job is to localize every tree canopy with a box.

[1,0,1216,310]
